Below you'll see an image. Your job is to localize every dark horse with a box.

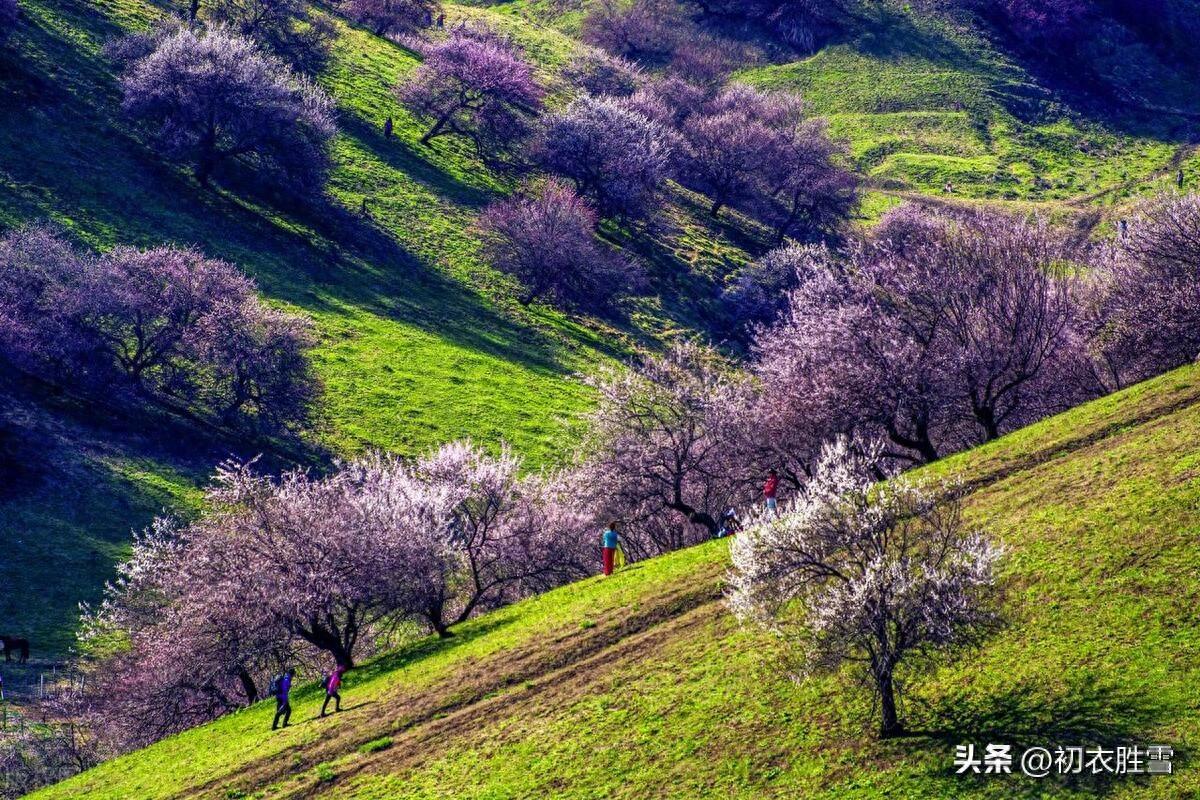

[0,635,29,663]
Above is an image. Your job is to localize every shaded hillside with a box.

[32,362,1200,799]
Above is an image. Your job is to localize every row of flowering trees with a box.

[58,193,1200,752]
[77,442,592,749]
[580,193,1200,552]
[392,23,857,311]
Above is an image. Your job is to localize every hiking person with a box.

[321,664,346,717]
[270,668,295,730]
[764,469,780,515]
[717,507,741,538]
[383,116,393,138]
[601,521,620,576]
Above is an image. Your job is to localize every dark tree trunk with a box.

[420,110,455,145]
[427,600,454,638]
[974,404,1001,441]
[878,669,902,738]
[237,667,258,705]
[298,621,356,669]
[188,0,200,22]
[709,198,724,217]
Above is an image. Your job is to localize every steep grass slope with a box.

[34,362,1200,799]
[3,0,1198,657]
[0,0,643,653]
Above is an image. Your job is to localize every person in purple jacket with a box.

[270,668,295,730]
[321,664,346,717]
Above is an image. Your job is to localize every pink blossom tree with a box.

[1077,192,1200,390]
[561,49,644,97]
[728,437,1004,738]
[78,441,592,746]
[753,206,1081,464]
[476,179,635,308]
[580,342,754,556]
[81,245,320,432]
[0,226,90,376]
[77,519,291,749]
[758,118,858,244]
[0,229,320,433]
[397,26,542,161]
[538,94,675,219]
[722,242,821,331]
[582,0,683,61]
[677,84,803,218]
[118,26,337,190]
[342,0,438,37]
[410,442,592,634]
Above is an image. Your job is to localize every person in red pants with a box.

[764,469,780,515]
[601,521,620,576]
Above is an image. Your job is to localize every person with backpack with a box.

[764,469,780,515]
[601,521,620,576]
[321,664,346,717]
[270,668,295,731]
[717,507,741,538]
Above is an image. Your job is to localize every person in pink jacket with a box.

[321,664,346,717]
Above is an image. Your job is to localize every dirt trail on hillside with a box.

[169,374,1200,800]
[176,579,725,800]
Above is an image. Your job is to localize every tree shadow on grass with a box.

[351,616,517,684]
[339,114,496,210]
[901,680,1186,796]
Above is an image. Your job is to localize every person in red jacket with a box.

[764,469,780,515]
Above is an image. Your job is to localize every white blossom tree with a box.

[728,438,1004,737]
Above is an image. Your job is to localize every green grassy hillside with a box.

[736,4,1195,218]
[32,362,1200,799]
[2,0,1197,658]
[0,0,743,653]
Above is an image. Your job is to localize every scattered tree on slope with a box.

[342,0,439,38]
[729,437,1004,738]
[477,179,636,309]
[1078,192,1200,391]
[397,26,542,162]
[117,26,337,191]
[539,95,675,219]
[0,227,320,433]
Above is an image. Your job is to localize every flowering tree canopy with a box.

[753,206,1080,464]
[728,438,1004,737]
[677,84,804,217]
[582,0,683,61]
[118,26,336,190]
[539,94,675,219]
[561,49,645,97]
[581,342,753,556]
[0,228,320,433]
[477,179,635,308]
[397,26,542,161]
[77,441,591,746]
[722,242,821,331]
[1077,192,1200,390]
